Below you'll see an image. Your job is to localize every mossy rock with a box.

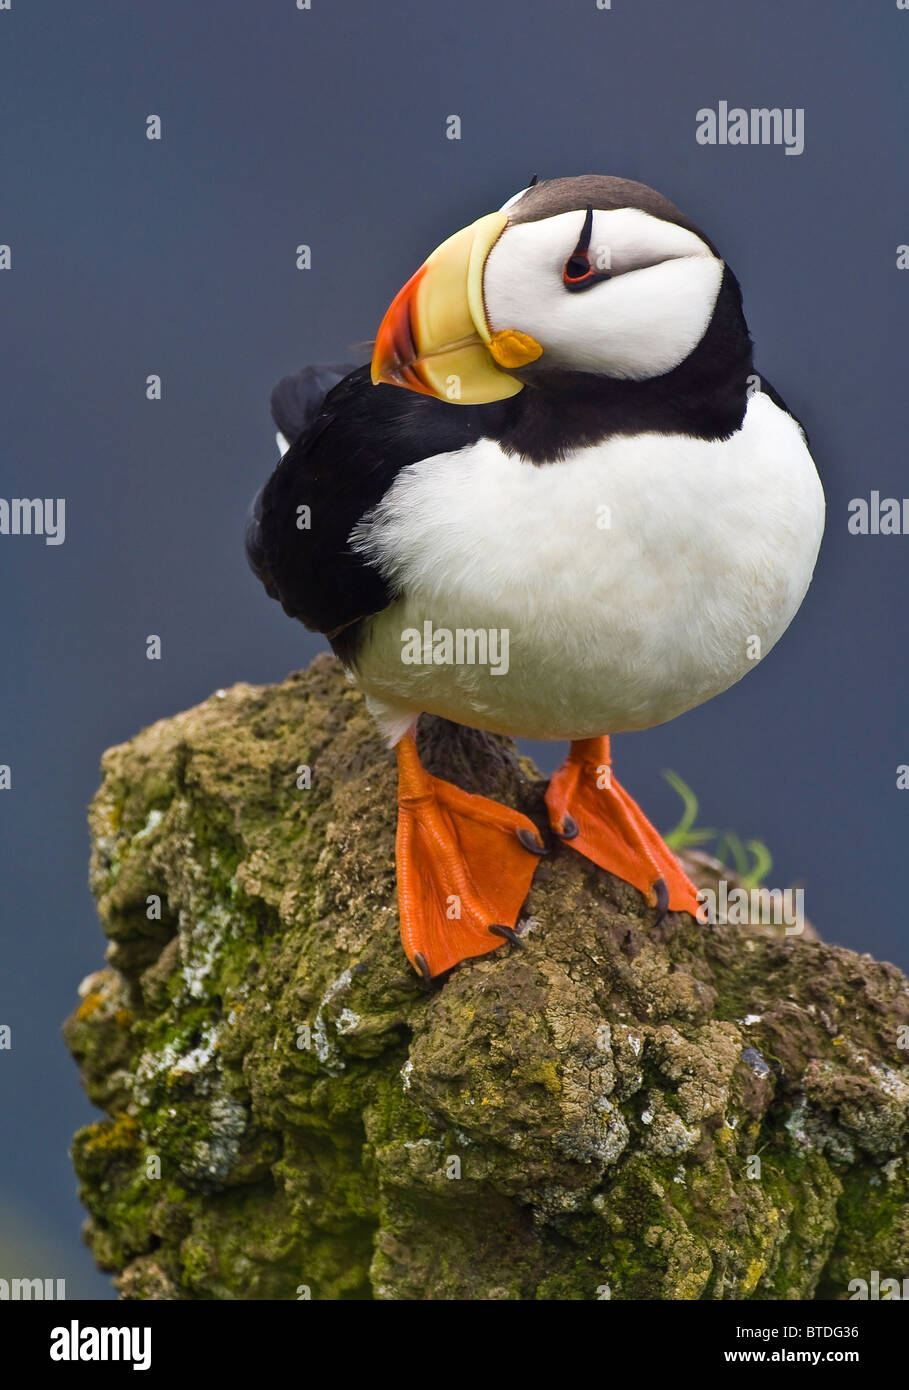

[64,655,909,1300]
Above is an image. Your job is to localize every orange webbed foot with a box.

[545,736,699,918]
[396,732,545,979]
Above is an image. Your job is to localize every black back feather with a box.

[246,365,510,643]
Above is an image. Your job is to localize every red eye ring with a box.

[562,256,612,291]
[564,254,593,283]
[562,205,612,292]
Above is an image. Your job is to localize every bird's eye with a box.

[562,205,612,292]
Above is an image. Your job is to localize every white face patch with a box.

[482,207,724,380]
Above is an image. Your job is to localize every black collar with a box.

[489,266,754,463]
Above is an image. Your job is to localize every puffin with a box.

[246,174,825,981]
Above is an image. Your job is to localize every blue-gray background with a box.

[1,0,905,1298]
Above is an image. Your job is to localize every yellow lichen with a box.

[525,1060,562,1097]
[741,1258,766,1294]
[76,991,104,1021]
[81,1113,140,1156]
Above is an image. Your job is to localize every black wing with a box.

[270,362,358,444]
[245,364,509,650]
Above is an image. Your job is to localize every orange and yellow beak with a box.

[370,210,543,405]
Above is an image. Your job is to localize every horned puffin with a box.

[247,174,825,981]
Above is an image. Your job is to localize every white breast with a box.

[350,392,825,743]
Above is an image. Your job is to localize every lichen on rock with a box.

[64,655,909,1299]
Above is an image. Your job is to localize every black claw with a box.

[488,924,524,948]
[653,877,670,925]
[556,814,579,841]
[413,951,432,983]
[517,827,549,855]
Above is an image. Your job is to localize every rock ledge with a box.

[64,655,909,1300]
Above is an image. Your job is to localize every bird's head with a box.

[371,175,730,405]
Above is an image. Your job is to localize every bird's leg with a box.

[545,736,699,918]
[395,730,546,979]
